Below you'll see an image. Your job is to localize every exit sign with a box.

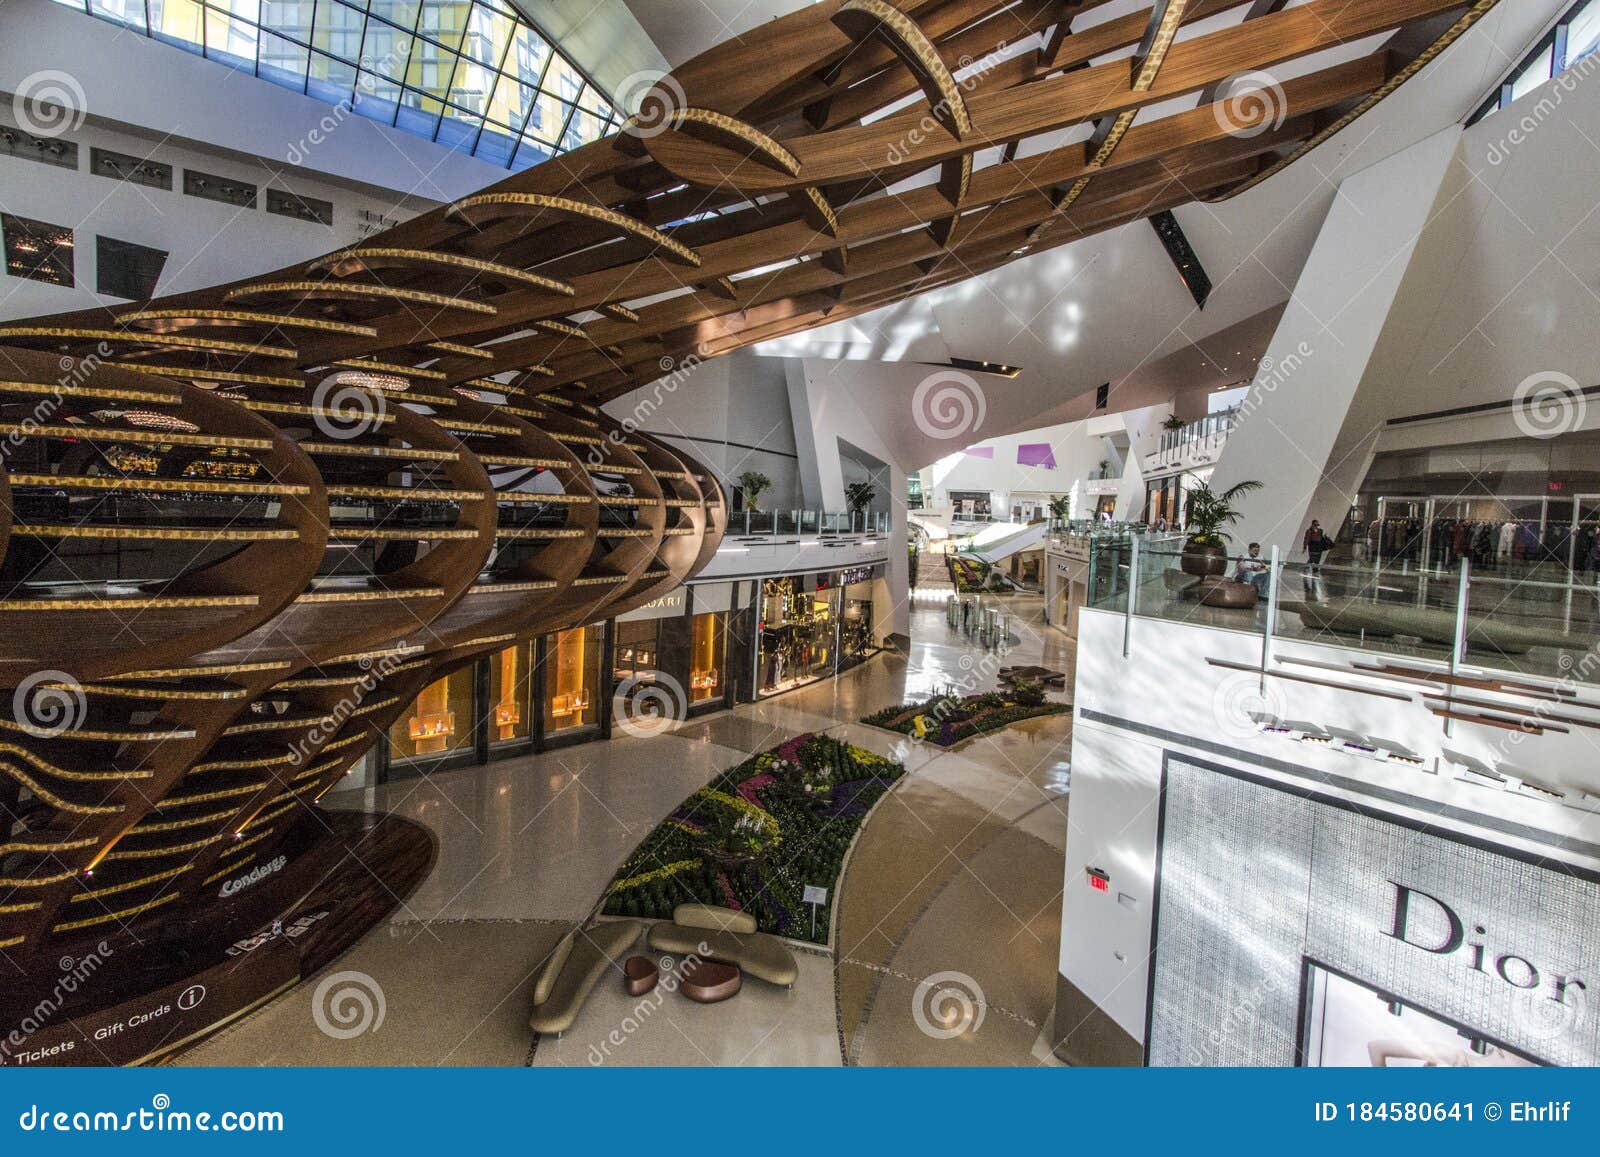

[1086,866,1110,892]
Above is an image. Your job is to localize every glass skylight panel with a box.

[1567,0,1600,64]
[1510,45,1554,101]
[51,0,618,168]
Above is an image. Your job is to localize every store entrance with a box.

[757,575,837,696]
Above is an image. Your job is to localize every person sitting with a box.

[1234,542,1270,594]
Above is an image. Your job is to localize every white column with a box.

[1208,126,1461,553]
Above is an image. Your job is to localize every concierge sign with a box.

[1148,757,1600,1067]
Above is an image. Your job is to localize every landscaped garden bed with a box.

[860,685,1068,748]
[600,734,904,945]
[948,554,988,592]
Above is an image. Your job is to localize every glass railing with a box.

[1090,542,1600,689]
[727,509,890,538]
[1151,410,1238,458]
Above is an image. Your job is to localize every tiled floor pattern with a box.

[179,589,1074,1067]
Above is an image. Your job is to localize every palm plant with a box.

[1048,495,1071,523]
[845,480,876,513]
[1182,480,1263,546]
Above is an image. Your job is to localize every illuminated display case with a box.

[543,624,603,735]
[389,666,475,760]
[487,642,533,745]
[689,612,726,705]
[613,618,660,681]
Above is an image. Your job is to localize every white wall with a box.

[605,350,804,511]
[925,420,1101,519]
[786,357,910,638]
[1063,607,1600,1046]
[1207,128,1462,551]
[0,102,436,318]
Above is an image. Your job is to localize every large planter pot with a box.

[1180,539,1228,577]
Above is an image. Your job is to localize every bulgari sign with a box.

[1148,757,1600,1067]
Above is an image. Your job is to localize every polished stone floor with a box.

[180,585,1075,1067]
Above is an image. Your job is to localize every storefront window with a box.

[613,619,660,681]
[758,575,838,696]
[487,642,533,745]
[390,666,475,760]
[840,582,874,665]
[543,624,602,735]
[689,612,725,704]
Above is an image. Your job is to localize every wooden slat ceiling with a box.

[5,0,1500,410]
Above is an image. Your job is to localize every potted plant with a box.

[1180,480,1262,576]
[737,469,772,513]
[1048,495,1070,525]
[1162,414,1185,431]
[845,480,876,513]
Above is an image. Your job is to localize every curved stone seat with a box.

[647,921,799,987]
[528,919,643,1036]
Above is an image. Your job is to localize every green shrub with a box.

[1011,679,1046,707]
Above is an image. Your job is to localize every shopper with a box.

[1304,520,1333,575]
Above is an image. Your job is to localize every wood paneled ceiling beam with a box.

[641,0,1477,193]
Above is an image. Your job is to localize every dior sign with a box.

[1148,758,1600,1066]
[1385,882,1588,1009]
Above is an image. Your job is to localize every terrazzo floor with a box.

[178,586,1075,1067]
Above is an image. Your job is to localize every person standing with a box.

[1304,519,1333,575]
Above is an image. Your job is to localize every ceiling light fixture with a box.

[326,369,410,393]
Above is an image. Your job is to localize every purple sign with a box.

[1017,443,1057,469]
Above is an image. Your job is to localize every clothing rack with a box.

[1369,494,1600,575]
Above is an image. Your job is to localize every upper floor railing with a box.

[727,509,890,538]
[1082,535,1600,692]
[1145,409,1238,472]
